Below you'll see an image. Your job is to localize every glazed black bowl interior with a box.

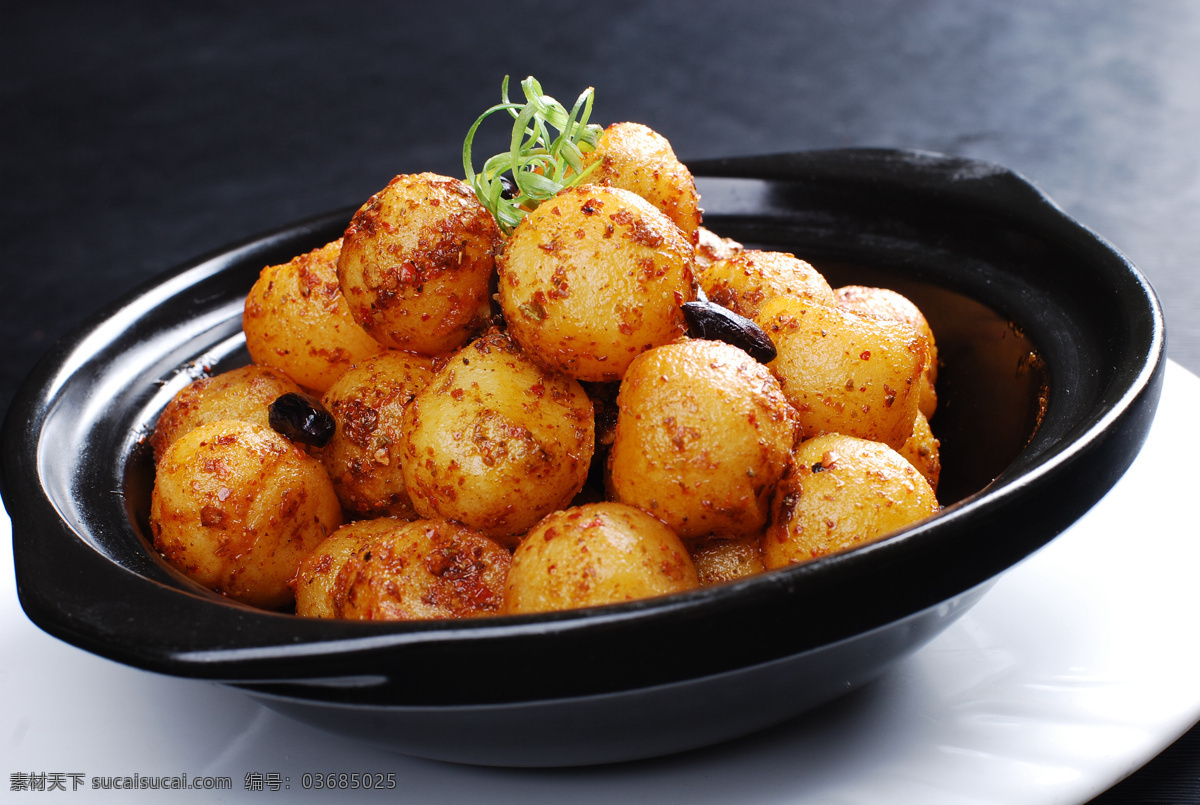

[2,149,1163,766]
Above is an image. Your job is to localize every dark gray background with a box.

[3,3,1197,800]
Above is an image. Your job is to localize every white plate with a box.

[4,360,1198,804]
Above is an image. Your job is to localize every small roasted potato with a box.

[244,239,384,392]
[700,250,836,320]
[609,339,798,539]
[498,185,695,382]
[756,295,927,450]
[580,121,702,244]
[150,364,302,464]
[297,518,510,620]
[900,410,941,492]
[400,330,595,544]
[762,434,938,569]
[149,420,343,609]
[688,533,765,586]
[505,502,699,614]
[836,285,939,419]
[292,526,367,618]
[337,173,502,356]
[320,351,435,519]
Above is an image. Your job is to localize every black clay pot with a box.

[2,149,1164,766]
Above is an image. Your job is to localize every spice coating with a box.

[756,295,927,450]
[505,502,699,614]
[244,239,384,392]
[295,518,509,620]
[149,420,343,609]
[338,173,502,355]
[498,185,696,382]
[399,329,595,545]
[320,351,435,518]
[151,364,303,464]
[763,434,938,568]
[609,339,798,538]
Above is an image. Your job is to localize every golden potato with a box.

[150,364,302,464]
[609,339,798,539]
[900,410,941,492]
[836,285,939,419]
[337,173,502,355]
[756,295,927,450]
[149,420,342,609]
[762,434,938,569]
[505,502,699,614]
[400,330,594,544]
[292,526,367,618]
[497,185,696,382]
[297,518,510,621]
[580,121,702,244]
[320,351,435,518]
[688,533,765,586]
[244,239,384,392]
[700,250,836,320]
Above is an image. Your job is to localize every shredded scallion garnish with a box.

[463,76,604,234]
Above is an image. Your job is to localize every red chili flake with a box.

[860,350,871,360]
[200,505,225,527]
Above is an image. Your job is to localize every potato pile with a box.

[148,118,942,619]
